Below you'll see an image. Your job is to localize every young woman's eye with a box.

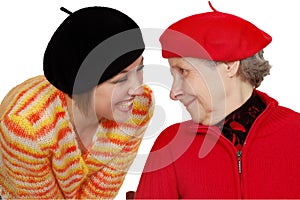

[136,65,144,71]
[112,76,128,84]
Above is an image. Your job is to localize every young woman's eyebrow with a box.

[119,57,144,74]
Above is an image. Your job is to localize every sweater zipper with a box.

[236,150,243,198]
[236,150,242,174]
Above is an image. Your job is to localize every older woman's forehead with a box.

[168,57,217,68]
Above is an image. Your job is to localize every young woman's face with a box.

[93,56,144,122]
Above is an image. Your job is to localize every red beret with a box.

[159,2,272,61]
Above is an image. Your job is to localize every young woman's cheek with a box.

[111,84,128,105]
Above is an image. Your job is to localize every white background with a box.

[1,0,300,199]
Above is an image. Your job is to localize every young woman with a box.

[0,6,153,199]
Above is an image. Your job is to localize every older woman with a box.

[0,6,153,199]
[135,3,300,199]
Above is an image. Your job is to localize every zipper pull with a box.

[236,151,242,174]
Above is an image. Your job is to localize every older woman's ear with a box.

[224,61,240,78]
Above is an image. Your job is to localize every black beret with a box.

[43,6,145,95]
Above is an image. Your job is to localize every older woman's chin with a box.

[189,112,224,126]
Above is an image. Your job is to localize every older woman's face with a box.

[169,57,227,125]
[93,56,144,122]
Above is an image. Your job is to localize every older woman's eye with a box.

[178,67,187,75]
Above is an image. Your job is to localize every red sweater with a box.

[135,91,300,199]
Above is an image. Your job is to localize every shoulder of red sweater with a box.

[150,120,193,151]
[255,90,300,117]
[273,105,300,120]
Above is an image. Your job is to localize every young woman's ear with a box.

[224,61,240,78]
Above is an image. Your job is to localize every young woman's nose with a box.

[128,74,143,96]
[129,85,143,96]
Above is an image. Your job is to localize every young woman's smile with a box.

[94,56,144,122]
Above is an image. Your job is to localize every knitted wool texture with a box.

[0,76,154,199]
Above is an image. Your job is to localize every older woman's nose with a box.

[170,90,182,100]
[170,77,183,100]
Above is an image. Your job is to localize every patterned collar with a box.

[216,91,266,150]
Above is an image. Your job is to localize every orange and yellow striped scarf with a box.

[0,75,153,199]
